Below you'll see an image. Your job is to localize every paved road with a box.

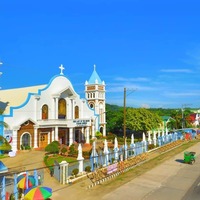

[96,145,200,200]
[182,174,200,200]
[1,143,200,200]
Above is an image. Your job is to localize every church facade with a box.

[0,65,106,152]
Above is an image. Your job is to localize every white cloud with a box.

[114,77,149,82]
[140,104,150,108]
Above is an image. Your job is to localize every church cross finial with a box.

[59,64,65,75]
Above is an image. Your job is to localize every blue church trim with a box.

[2,74,64,118]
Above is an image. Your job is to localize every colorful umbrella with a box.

[17,174,35,189]
[24,186,52,200]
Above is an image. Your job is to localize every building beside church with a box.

[0,65,106,152]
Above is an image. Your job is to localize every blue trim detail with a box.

[2,74,64,118]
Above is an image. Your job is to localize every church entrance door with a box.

[40,133,48,148]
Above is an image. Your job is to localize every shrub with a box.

[85,166,91,172]
[72,168,79,176]
[45,143,59,154]
[95,131,103,139]
[25,145,31,150]
[61,147,67,155]
[51,141,60,146]
[9,193,15,200]
[111,157,115,163]
[82,151,90,158]
[69,144,78,156]
[148,144,155,150]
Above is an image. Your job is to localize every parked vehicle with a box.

[184,151,196,164]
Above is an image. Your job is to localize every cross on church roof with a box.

[59,64,65,75]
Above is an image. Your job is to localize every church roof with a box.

[0,85,46,114]
[88,65,102,84]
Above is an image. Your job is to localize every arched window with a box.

[75,106,79,119]
[90,103,94,109]
[100,127,103,134]
[21,133,31,147]
[58,98,66,119]
[42,104,48,119]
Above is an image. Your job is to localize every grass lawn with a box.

[0,154,9,159]
[45,155,77,166]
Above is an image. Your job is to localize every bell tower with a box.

[85,65,106,136]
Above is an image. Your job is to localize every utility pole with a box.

[181,104,191,129]
[123,87,136,160]
[123,87,126,145]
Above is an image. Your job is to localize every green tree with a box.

[126,108,162,131]
[106,104,123,133]
[0,135,11,151]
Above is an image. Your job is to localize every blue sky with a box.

[0,0,200,109]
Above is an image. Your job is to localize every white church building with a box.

[0,65,106,152]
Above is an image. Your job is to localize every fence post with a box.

[59,161,68,184]
[77,143,84,174]
[113,137,119,162]
[103,139,109,166]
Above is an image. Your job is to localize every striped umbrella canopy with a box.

[17,174,35,190]
[24,186,52,200]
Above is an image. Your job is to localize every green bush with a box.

[69,144,78,156]
[45,143,59,154]
[25,145,31,150]
[72,168,79,176]
[61,147,67,155]
[51,141,60,146]
[111,157,115,163]
[85,166,91,172]
[148,144,155,150]
[44,155,49,162]
[82,151,90,158]
[95,131,103,139]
